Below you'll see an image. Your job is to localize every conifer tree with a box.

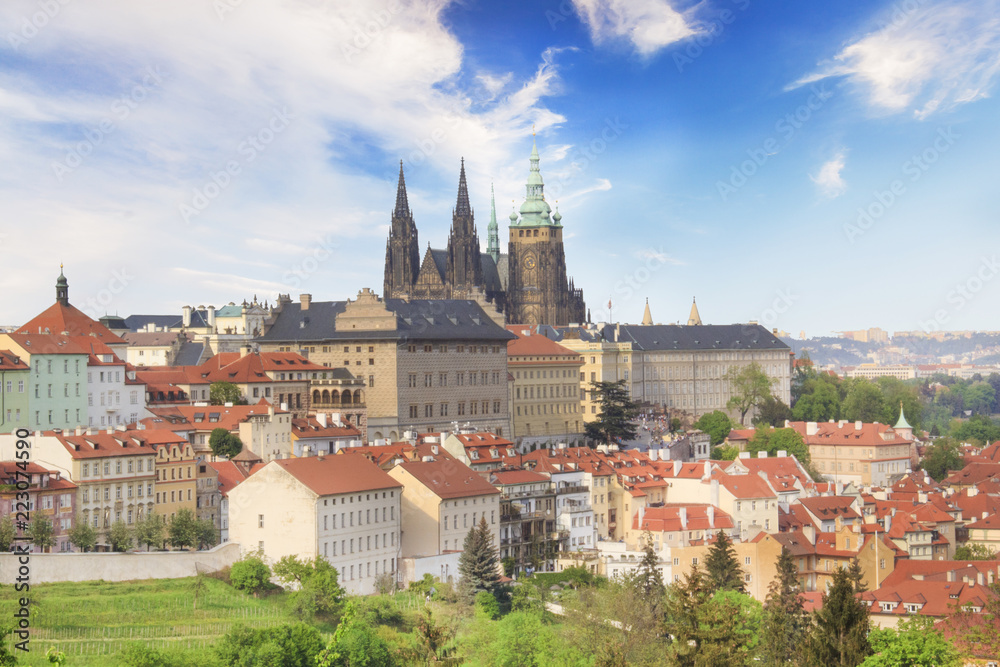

[665,564,709,666]
[458,516,500,602]
[634,532,665,600]
[803,566,871,666]
[704,530,746,595]
[760,546,809,665]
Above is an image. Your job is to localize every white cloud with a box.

[793,0,1000,118]
[0,0,569,319]
[635,248,685,265]
[811,151,848,198]
[571,0,698,56]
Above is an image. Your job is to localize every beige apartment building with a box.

[258,289,515,441]
[788,419,915,486]
[227,453,402,595]
[1,429,158,548]
[506,326,584,445]
[144,430,198,520]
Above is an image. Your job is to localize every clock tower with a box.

[506,137,586,326]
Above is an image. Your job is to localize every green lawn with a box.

[0,576,298,666]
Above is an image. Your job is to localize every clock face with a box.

[524,255,536,270]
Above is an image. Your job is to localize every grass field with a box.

[0,576,302,666]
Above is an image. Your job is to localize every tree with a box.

[704,530,745,595]
[954,542,996,560]
[569,576,668,666]
[754,395,792,428]
[230,552,271,597]
[792,375,841,422]
[209,427,244,459]
[134,512,165,551]
[458,516,501,602]
[634,532,666,601]
[693,410,734,446]
[696,590,764,666]
[760,547,809,666]
[726,361,776,425]
[803,566,871,666]
[413,606,456,665]
[952,414,1000,444]
[964,381,996,416]
[28,515,54,552]
[195,518,219,550]
[273,555,346,619]
[840,379,885,424]
[210,381,246,406]
[584,380,640,446]
[861,615,960,667]
[0,626,18,667]
[317,603,396,667]
[168,508,198,549]
[67,517,97,552]
[0,515,15,551]
[109,519,133,552]
[747,427,811,466]
[920,437,964,481]
[664,564,710,666]
[215,622,324,667]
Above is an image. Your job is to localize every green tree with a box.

[0,625,18,667]
[568,576,667,667]
[760,547,809,666]
[754,395,792,428]
[964,381,996,416]
[697,590,764,666]
[952,414,1000,444]
[726,361,776,425]
[215,622,324,667]
[210,381,246,406]
[861,616,960,667]
[840,379,885,424]
[747,427,811,466]
[0,516,16,551]
[876,378,923,430]
[195,518,219,550]
[412,606,456,665]
[109,519,133,552]
[693,410,734,446]
[67,517,97,552]
[316,602,396,667]
[803,567,871,666]
[584,380,640,446]
[664,564,710,666]
[168,508,198,549]
[28,515,55,552]
[474,590,501,620]
[209,427,244,459]
[230,552,271,597]
[954,542,996,560]
[920,437,964,481]
[704,530,746,595]
[273,555,346,619]
[135,512,166,551]
[634,532,666,601]
[792,378,841,422]
[458,516,501,602]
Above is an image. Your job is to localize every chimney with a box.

[855,421,862,431]
[648,449,658,461]
[947,570,955,582]
[777,450,787,458]
[673,460,681,476]
[884,513,891,534]
[707,504,715,529]
[316,413,328,428]
[638,504,645,528]
[300,294,312,311]
[978,572,984,585]
[758,450,768,458]
[207,305,216,329]
[268,404,274,418]
[806,421,818,436]
[679,506,687,529]
[835,515,843,532]
[803,524,816,545]
[75,426,83,436]
[182,305,192,328]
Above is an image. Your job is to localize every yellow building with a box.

[506,326,584,445]
[144,430,197,520]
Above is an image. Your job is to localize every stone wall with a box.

[0,542,241,584]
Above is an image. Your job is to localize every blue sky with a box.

[1,0,998,337]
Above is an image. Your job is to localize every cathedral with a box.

[383,140,586,326]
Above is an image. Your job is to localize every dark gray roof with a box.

[258,299,515,343]
[551,323,791,352]
[124,310,211,332]
[480,253,503,294]
[430,249,448,280]
[496,253,509,291]
[173,341,205,366]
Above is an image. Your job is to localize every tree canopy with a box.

[209,381,247,406]
[209,427,244,459]
[458,517,501,603]
[68,516,97,552]
[693,410,733,446]
[920,437,964,481]
[747,427,811,467]
[760,546,809,666]
[803,566,871,666]
[704,530,746,595]
[726,362,776,425]
[584,380,640,446]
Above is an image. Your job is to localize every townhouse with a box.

[0,461,77,552]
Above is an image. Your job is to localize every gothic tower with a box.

[487,183,500,263]
[383,161,421,298]
[506,138,586,326]
[445,159,483,293]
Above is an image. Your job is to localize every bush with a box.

[475,591,500,620]
[230,553,271,597]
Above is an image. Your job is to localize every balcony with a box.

[502,488,554,499]
[556,484,589,495]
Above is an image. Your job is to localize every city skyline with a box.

[1,0,998,335]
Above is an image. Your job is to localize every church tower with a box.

[383,161,421,298]
[445,159,483,294]
[506,137,585,326]
[487,183,500,263]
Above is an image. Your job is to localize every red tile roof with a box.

[634,504,734,533]
[395,459,500,499]
[47,430,159,460]
[273,453,401,496]
[488,470,551,485]
[20,301,125,344]
[506,327,583,361]
[292,416,361,439]
[0,350,29,369]
[787,420,912,447]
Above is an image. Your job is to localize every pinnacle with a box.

[455,158,472,217]
[394,160,410,218]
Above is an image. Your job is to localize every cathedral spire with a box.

[393,160,410,218]
[518,136,553,226]
[487,183,500,262]
[455,158,472,217]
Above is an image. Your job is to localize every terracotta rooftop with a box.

[395,459,500,499]
[274,452,401,496]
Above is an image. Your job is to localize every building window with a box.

[409,405,418,418]
[258,514,264,528]
[424,404,433,418]
[440,403,448,417]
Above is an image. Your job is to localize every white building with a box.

[227,452,402,595]
[553,468,596,552]
[85,342,147,428]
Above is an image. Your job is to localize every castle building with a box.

[383,141,585,326]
